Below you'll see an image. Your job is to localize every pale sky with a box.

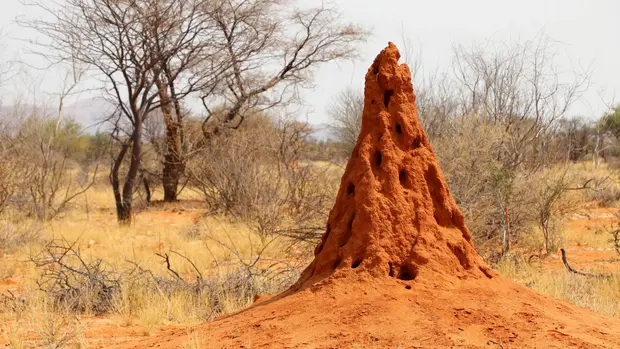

[1,0,619,124]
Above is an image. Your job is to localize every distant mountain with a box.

[65,98,340,141]
[0,104,55,131]
[3,97,339,140]
[0,97,115,134]
[64,97,117,133]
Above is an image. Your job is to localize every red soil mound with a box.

[117,43,620,349]
[292,42,493,291]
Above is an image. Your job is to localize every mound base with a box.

[122,274,620,349]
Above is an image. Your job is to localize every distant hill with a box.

[0,97,114,134]
[309,122,338,142]
[64,97,117,133]
[3,98,339,140]
[65,98,340,141]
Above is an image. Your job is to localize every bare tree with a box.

[553,117,592,163]
[18,0,215,223]
[199,1,368,135]
[21,0,366,213]
[140,0,227,202]
[129,0,368,203]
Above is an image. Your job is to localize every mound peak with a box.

[292,42,493,290]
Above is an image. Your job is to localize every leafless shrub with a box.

[327,87,363,155]
[197,222,307,313]
[190,115,334,241]
[0,61,98,221]
[190,116,276,216]
[11,117,98,220]
[0,290,27,316]
[432,117,544,253]
[29,233,303,320]
[587,183,620,206]
[432,118,505,245]
[0,135,22,215]
[30,238,122,314]
[139,247,301,318]
[607,210,620,256]
[532,170,594,255]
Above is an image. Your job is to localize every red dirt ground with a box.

[540,204,620,274]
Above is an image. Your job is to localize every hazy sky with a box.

[1,0,619,124]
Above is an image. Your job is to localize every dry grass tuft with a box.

[497,257,620,318]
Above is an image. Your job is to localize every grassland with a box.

[0,163,619,347]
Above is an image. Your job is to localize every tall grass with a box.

[0,186,306,341]
[497,257,620,318]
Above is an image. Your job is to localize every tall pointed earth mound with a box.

[293,42,493,290]
[132,43,620,349]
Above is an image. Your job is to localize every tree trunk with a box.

[143,174,152,205]
[163,153,181,201]
[157,78,183,202]
[543,225,550,255]
[594,131,601,169]
[111,142,131,225]
[110,116,142,226]
[501,205,511,255]
[118,202,133,225]
[121,124,142,225]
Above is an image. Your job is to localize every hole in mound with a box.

[371,99,375,105]
[396,124,402,135]
[399,270,416,281]
[399,170,408,187]
[348,212,356,230]
[351,258,362,269]
[315,224,332,254]
[315,243,324,254]
[347,183,355,196]
[339,230,352,247]
[411,137,421,149]
[373,65,379,75]
[383,90,394,108]
[425,164,451,226]
[333,255,342,269]
[405,285,412,290]
[398,264,418,281]
[374,151,383,168]
[388,262,395,277]
[479,266,494,279]
[339,213,356,247]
